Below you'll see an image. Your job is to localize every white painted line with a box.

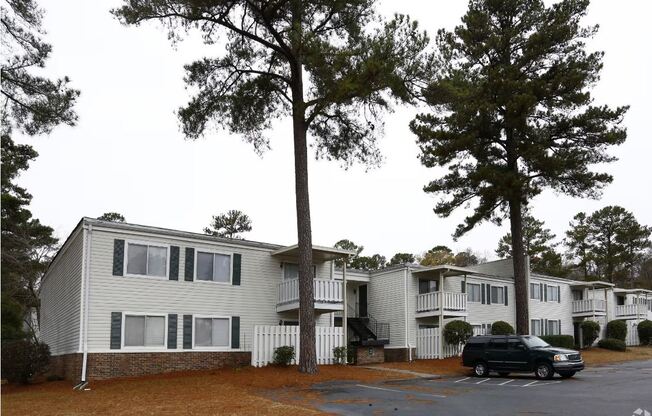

[522,381,539,387]
[499,379,514,385]
[475,378,491,384]
[526,380,562,387]
[455,377,471,383]
[355,384,446,398]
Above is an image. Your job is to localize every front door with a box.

[359,285,368,318]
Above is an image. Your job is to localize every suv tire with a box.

[535,362,554,380]
[473,361,489,377]
[558,371,575,379]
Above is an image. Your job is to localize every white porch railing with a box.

[615,303,648,317]
[277,279,343,305]
[416,291,467,313]
[571,299,606,314]
[416,327,462,359]
[251,325,344,367]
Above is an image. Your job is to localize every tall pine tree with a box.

[410,0,627,334]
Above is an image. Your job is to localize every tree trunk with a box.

[509,198,529,335]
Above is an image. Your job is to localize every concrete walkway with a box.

[360,366,441,379]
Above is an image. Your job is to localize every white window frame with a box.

[123,240,170,279]
[193,248,233,285]
[191,315,232,351]
[530,283,541,301]
[490,286,505,304]
[121,312,168,350]
[546,285,559,302]
[467,283,481,303]
[530,319,542,336]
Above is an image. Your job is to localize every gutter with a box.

[404,267,410,361]
[80,223,93,383]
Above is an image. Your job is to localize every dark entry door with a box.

[359,285,368,317]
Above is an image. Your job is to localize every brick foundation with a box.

[49,351,251,382]
[384,347,416,362]
[354,345,385,365]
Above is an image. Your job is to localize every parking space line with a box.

[455,377,470,383]
[499,379,514,385]
[526,381,562,387]
[355,384,447,398]
[522,381,539,387]
[475,378,491,384]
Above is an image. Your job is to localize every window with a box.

[467,283,481,302]
[194,317,230,348]
[418,279,438,294]
[547,320,560,336]
[196,251,231,283]
[508,338,526,350]
[126,243,167,277]
[488,339,507,350]
[531,319,542,336]
[530,283,541,300]
[572,290,583,301]
[546,285,559,302]
[124,314,165,347]
[283,263,317,280]
[491,286,504,304]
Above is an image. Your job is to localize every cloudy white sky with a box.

[14,0,652,260]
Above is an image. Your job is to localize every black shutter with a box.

[232,253,241,286]
[461,281,466,293]
[504,286,508,306]
[110,312,122,349]
[487,284,492,305]
[481,283,486,304]
[112,240,125,276]
[169,246,180,280]
[558,319,562,335]
[543,284,548,302]
[557,286,561,303]
[184,248,194,281]
[183,314,192,349]
[231,316,240,349]
[168,314,178,349]
[539,283,543,301]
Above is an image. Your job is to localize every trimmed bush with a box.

[443,320,473,345]
[272,346,295,366]
[540,335,575,349]
[606,320,627,341]
[638,320,652,345]
[491,321,515,335]
[333,346,347,365]
[580,320,600,348]
[598,338,626,352]
[0,340,51,384]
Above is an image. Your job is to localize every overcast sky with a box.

[13,0,652,261]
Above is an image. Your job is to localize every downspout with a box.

[404,267,410,361]
[80,223,93,383]
[343,259,347,358]
[330,260,334,327]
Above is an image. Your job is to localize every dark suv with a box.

[462,335,584,379]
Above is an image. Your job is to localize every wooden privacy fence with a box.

[416,327,462,359]
[251,325,344,367]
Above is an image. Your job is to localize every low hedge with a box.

[491,321,515,335]
[443,320,473,345]
[606,320,627,341]
[272,346,295,366]
[637,320,652,345]
[580,320,600,347]
[597,338,626,352]
[540,335,575,349]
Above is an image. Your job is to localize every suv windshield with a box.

[522,336,550,348]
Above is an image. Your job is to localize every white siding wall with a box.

[368,268,407,349]
[446,275,516,330]
[40,228,84,355]
[86,227,334,352]
[528,278,574,336]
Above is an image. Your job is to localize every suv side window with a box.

[508,338,526,350]
[488,339,507,349]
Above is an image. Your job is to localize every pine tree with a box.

[204,210,252,239]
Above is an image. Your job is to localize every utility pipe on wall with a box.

[80,223,93,383]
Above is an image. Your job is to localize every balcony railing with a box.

[277,278,343,305]
[615,303,648,317]
[416,291,467,313]
[571,299,606,314]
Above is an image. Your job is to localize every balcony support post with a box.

[439,270,444,360]
[343,258,348,357]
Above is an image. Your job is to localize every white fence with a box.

[626,321,640,346]
[416,292,467,313]
[615,304,648,318]
[277,279,343,305]
[416,328,462,359]
[572,299,606,314]
[251,325,344,367]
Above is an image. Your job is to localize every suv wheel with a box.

[535,362,554,380]
[473,361,489,377]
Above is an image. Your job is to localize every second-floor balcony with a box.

[416,291,467,317]
[571,299,607,316]
[276,278,343,312]
[615,303,649,318]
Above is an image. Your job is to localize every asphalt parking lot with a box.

[308,359,652,416]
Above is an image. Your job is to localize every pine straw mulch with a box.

[580,345,652,365]
[1,364,410,416]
